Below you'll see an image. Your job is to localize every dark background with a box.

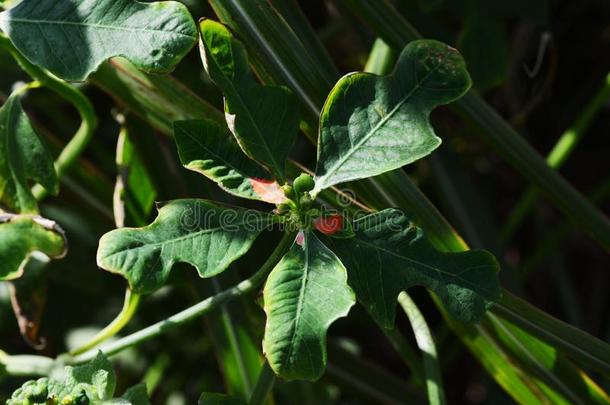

[1,0,609,403]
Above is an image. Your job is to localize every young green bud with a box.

[299,195,312,209]
[293,173,315,194]
[281,184,295,199]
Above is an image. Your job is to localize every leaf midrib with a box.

[2,17,195,39]
[317,62,441,189]
[284,233,310,372]
[102,215,271,259]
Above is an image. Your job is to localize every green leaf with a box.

[8,352,150,404]
[322,209,500,327]
[119,384,151,405]
[198,392,246,405]
[0,0,198,81]
[0,213,66,280]
[97,199,277,294]
[0,92,57,214]
[263,231,355,381]
[313,40,471,194]
[174,119,285,203]
[62,351,116,401]
[199,19,299,182]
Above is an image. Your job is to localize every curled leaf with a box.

[0,213,67,281]
[0,92,57,214]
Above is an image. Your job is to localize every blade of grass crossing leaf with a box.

[73,231,298,365]
[268,0,339,84]
[398,292,447,405]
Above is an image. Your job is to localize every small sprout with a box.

[299,195,312,209]
[281,184,295,199]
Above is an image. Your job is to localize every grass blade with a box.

[398,292,447,405]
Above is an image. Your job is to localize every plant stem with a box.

[501,71,610,241]
[72,231,296,364]
[69,289,141,356]
[248,361,275,405]
[0,33,98,199]
[398,292,447,405]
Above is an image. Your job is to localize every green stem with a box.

[0,33,98,199]
[501,72,610,241]
[398,292,447,405]
[72,231,296,364]
[69,289,141,356]
[248,361,275,405]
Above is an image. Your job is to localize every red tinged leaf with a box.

[314,215,344,235]
[250,178,288,204]
[296,230,305,246]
